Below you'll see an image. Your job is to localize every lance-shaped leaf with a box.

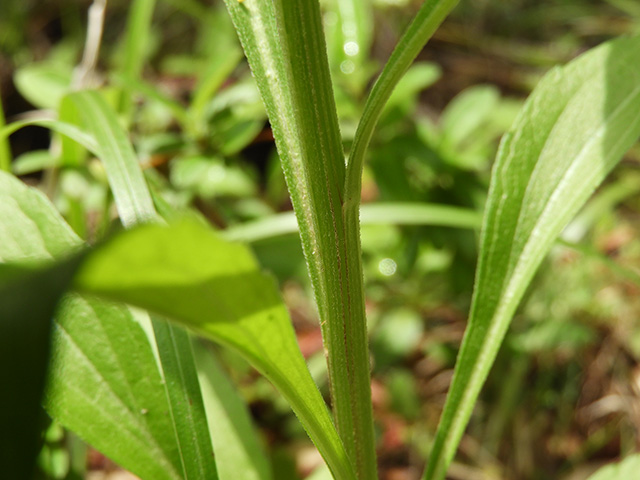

[73,220,355,480]
[424,35,640,480]
[193,341,272,480]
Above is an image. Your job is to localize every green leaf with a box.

[224,202,481,243]
[0,258,82,480]
[62,90,157,226]
[1,117,100,156]
[193,342,272,480]
[49,296,185,480]
[0,172,81,262]
[382,62,442,116]
[117,0,157,116]
[0,171,183,480]
[424,35,640,480]
[11,150,58,175]
[586,455,640,480]
[73,219,355,480]
[14,62,72,110]
[439,85,500,150]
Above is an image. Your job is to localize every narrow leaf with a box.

[152,319,218,480]
[62,90,157,226]
[224,202,481,243]
[117,0,157,116]
[424,35,640,480]
[193,341,272,480]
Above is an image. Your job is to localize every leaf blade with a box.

[424,35,640,480]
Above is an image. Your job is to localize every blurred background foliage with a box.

[1,0,640,479]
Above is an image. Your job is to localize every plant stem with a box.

[0,93,11,172]
[269,2,377,477]
[344,0,461,211]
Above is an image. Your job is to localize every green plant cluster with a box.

[1,1,640,480]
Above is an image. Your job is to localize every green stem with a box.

[117,0,157,117]
[0,93,11,172]
[343,0,461,211]
[269,2,377,477]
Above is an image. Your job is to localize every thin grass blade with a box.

[193,341,272,480]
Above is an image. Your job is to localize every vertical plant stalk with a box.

[117,0,157,116]
[0,93,11,172]
[338,0,459,473]
[223,0,375,477]
[269,2,377,478]
[72,0,107,88]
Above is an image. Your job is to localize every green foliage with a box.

[1,1,640,480]
[424,34,640,480]
[587,454,640,480]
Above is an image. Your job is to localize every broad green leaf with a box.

[424,35,640,480]
[0,258,82,480]
[49,296,185,480]
[586,454,640,480]
[0,171,183,480]
[14,63,72,110]
[193,342,272,480]
[382,62,442,116]
[440,85,500,149]
[73,220,355,480]
[0,172,81,262]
